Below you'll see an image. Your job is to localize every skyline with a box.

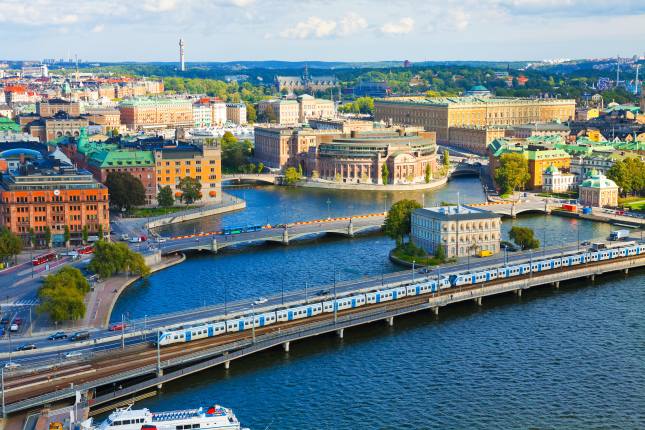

[1,0,644,63]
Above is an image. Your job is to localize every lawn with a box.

[618,197,645,212]
[128,206,197,218]
[391,242,447,267]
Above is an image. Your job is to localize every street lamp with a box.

[412,260,415,283]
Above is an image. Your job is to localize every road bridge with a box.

[3,252,643,415]
[157,213,386,254]
[222,173,281,185]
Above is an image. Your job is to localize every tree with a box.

[381,164,389,185]
[157,185,175,208]
[81,225,89,244]
[435,244,446,262]
[44,226,52,248]
[245,102,257,123]
[63,225,71,248]
[608,157,645,197]
[425,163,432,184]
[509,226,540,250]
[221,133,253,172]
[88,241,150,279]
[0,227,22,267]
[384,199,422,245]
[37,267,90,322]
[284,167,301,185]
[105,172,146,210]
[257,162,265,174]
[443,149,450,167]
[298,163,303,178]
[98,224,104,241]
[495,153,530,195]
[177,177,202,204]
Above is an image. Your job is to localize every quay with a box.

[2,251,643,416]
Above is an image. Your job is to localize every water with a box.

[111,178,644,428]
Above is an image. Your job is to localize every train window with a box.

[192,425,200,429]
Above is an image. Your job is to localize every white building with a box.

[542,164,576,193]
[193,103,212,128]
[411,205,502,258]
[212,102,227,126]
[21,64,48,78]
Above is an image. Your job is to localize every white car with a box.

[4,362,20,370]
[64,351,83,360]
[120,234,129,241]
[155,237,167,243]
[254,297,268,305]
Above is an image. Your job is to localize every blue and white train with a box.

[156,241,643,346]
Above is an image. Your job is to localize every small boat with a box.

[81,404,249,430]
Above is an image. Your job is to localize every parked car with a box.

[64,351,83,360]
[69,331,90,341]
[109,322,127,331]
[316,289,331,296]
[120,234,129,241]
[9,324,19,332]
[16,344,37,351]
[48,331,68,340]
[3,362,20,370]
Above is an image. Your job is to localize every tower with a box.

[179,38,185,72]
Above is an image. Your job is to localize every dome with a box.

[470,85,489,92]
[580,173,618,189]
[607,101,619,108]
[544,164,559,174]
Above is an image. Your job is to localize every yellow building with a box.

[154,143,221,202]
[374,96,576,144]
[447,126,506,155]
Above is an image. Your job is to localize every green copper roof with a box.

[0,117,21,132]
[526,148,570,161]
[580,174,618,189]
[544,164,559,174]
[88,148,154,168]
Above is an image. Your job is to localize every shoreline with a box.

[295,176,448,191]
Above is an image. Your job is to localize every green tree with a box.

[105,172,146,210]
[443,149,450,167]
[82,225,89,244]
[0,227,22,267]
[177,177,202,204]
[298,163,303,178]
[257,162,265,174]
[435,244,446,262]
[157,185,175,208]
[88,241,150,279]
[37,266,90,322]
[98,224,104,241]
[608,157,645,197]
[425,163,432,184]
[495,153,530,194]
[245,102,257,123]
[44,226,52,248]
[221,133,253,172]
[284,167,301,185]
[381,164,389,185]
[384,199,422,245]
[63,225,71,248]
[509,226,540,250]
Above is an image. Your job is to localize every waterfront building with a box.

[153,143,222,202]
[119,98,194,130]
[253,126,339,169]
[374,96,576,144]
[542,164,576,193]
[225,103,247,125]
[578,172,619,208]
[411,205,501,258]
[447,125,506,155]
[305,129,437,185]
[0,157,109,246]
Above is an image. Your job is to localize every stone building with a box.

[411,205,501,258]
[37,98,81,117]
[447,125,506,155]
[374,96,575,144]
[253,126,339,169]
[542,164,576,193]
[258,96,334,126]
[507,122,570,139]
[225,103,247,125]
[119,98,193,130]
[578,172,619,208]
[274,66,338,94]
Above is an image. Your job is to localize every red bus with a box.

[32,252,57,266]
[77,245,94,255]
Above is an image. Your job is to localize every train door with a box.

[238,320,244,331]
[259,316,265,326]
[287,310,294,321]
[376,293,381,303]
[185,330,192,342]
[392,290,398,300]
[208,326,214,337]
[485,272,490,282]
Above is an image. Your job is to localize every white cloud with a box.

[281,16,337,39]
[143,0,177,12]
[92,24,105,33]
[338,12,368,36]
[229,0,255,6]
[380,17,414,35]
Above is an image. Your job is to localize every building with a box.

[37,99,81,117]
[447,126,506,155]
[193,103,212,128]
[411,205,501,258]
[349,80,390,98]
[297,95,335,122]
[25,112,90,142]
[212,102,227,126]
[542,164,576,193]
[253,126,339,169]
[225,103,247,125]
[119,98,194,130]
[578,172,619,208]
[308,118,374,134]
[258,99,300,126]
[153,143,222,202]
[464,85,492,97]
[507,122,570,139]
[0,117,21,132]
[0,157,109,246]
[274,66,338,94]
[306,129,437,185]
[374,96,576,144]
[83,108,121,133]
[0,104,13,119]
[21,64,48,78]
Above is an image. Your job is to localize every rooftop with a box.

[377,96,575,106]
[414,205,501,221]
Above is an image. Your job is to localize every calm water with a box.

[112,178,644,429]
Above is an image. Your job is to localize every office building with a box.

[119,98,193,130]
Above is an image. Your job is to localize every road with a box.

[0,240,600,369]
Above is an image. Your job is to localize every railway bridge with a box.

[3,251,644,415]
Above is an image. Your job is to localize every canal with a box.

[111,178,644,428]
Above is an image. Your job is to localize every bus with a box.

[222,225,263,235]
[77,245,94,255]
[32,252,57,266]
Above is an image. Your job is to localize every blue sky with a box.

[1,0,644,62]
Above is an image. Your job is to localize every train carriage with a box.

[276,303,322,322]
[158,321,226,346]
[365,286,406,304]
[322,295,366,313]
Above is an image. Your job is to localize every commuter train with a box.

[156,241,643,347]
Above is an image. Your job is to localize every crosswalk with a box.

[12,298,40,306]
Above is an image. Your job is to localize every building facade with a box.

[119,98,194,130]
[225,103,247,125]
[447,126,506,155]
[411,205,501,258]
[253,126,338,169]
[578,172,619,208]
[258,99,300,126]
[542,164,576,193]
[506,122,570,139]
[374,96,576,144]
[0,158,109,245]
[37,99,81,117]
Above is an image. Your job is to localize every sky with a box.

[1,0,645,63]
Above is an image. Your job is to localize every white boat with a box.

[82,404,249,430]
